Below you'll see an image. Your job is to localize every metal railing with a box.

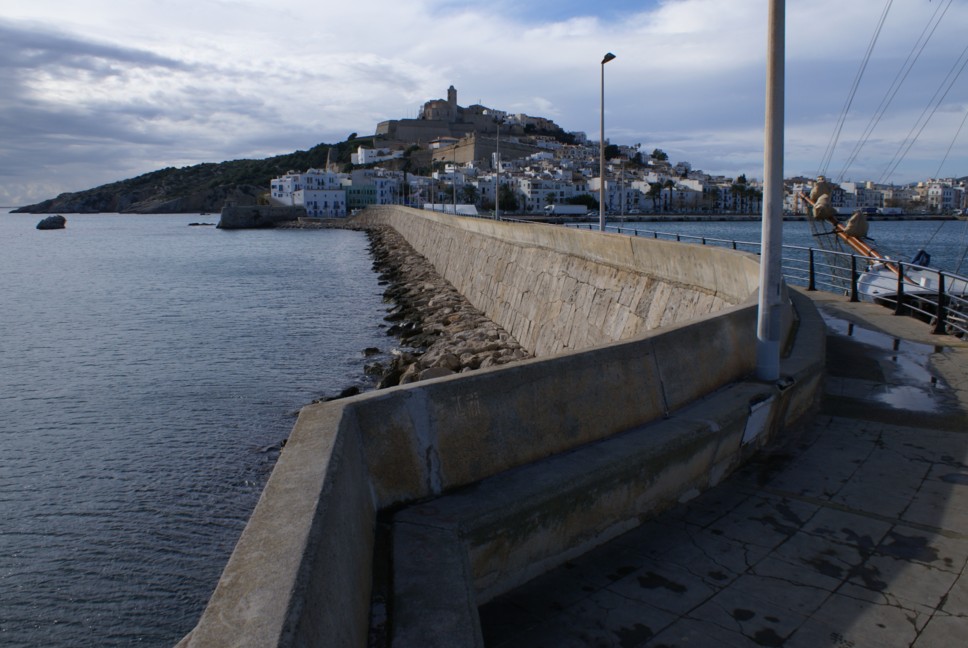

[539,220,968,338]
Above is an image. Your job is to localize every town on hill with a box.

[14,85,968,216]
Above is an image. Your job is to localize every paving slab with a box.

[480,295,968,647]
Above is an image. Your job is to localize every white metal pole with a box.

[757,0,785,381]
[495,122,501,220]
[600,63,605,231]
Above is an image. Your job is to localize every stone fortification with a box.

[217,204,303,229]
[354,206,761,356]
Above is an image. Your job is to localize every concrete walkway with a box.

[479,293,968,647]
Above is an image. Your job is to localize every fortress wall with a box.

[217,204,302,229]
[355,207,761,356]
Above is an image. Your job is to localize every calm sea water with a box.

[0,211,390,646]
[598,217,968,276]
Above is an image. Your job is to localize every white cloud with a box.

[2,0,968,206]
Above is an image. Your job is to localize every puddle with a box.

[821,311,948,412]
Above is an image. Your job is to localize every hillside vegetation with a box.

[14,138,366,214]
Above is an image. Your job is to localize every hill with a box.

[13,138,367,214]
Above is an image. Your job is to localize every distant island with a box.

[12,140,365,214]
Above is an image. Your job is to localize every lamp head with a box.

[602,52,616,64]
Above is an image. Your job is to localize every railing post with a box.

[850,255,859,302]
[933,271,947,335]
[894,263,905,316]
[807,248,816,291]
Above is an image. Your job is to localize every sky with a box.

[2,0,968,206]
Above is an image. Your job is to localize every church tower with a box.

[447,85,457,112]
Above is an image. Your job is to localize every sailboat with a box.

[797,0,968,333]
[800,179,968,297]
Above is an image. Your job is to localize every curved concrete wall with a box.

[355,207,761,355]
[179,211,821,648]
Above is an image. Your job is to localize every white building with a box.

[517,177,579,212]
[925,181,961,212]
[270,169,347,217]
[351,146,405,165]
[296,189,347,217]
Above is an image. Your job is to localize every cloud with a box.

[1,0,968,206]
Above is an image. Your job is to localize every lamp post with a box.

[599,52,616,231]
[495,119,502,220]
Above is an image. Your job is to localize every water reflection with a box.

[822,312,948,412]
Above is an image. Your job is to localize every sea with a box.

[1,210,967,647]
[586,217,968,277]
[0,211,391,646]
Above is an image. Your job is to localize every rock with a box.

[323,386,361,401]
[364,224,532,387]
[419,367,456,381]
[398,363,421,384]
[377,368,403,389]
[431,352,462,372]
[364,362,386,376]
[36,215,66,230]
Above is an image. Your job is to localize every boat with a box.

[801,179,966,296]
[798,178,968,336]
[797,0,968,333]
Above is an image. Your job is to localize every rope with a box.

[878,42,968,183]
[818,0,893,178]
[933,103,968,179]
[836,0,952,182]
[957,219,968,275]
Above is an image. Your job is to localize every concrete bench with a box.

[390,380,778,647]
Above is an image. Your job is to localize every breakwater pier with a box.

[179,206,966,647]
[481,293,968,647]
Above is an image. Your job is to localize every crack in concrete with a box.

[756,485,968,542]
[909,555,968,646]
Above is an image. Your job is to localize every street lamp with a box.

[600,52,616,231]
[495,119,502,220]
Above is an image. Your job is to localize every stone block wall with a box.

[356,207,760,356]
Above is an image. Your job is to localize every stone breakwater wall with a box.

[366,226,531,386]
[353,206,761,356]
[178,208,826,648]
[217,204,302,229]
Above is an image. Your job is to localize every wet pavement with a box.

[479,292,968,647]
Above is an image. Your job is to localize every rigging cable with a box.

[878,42,968,184]
[957,218,968,275]
[835,0,952,182]
[817,0,893,178]
[932,102,968,180]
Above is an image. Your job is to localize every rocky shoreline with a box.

[357,226,531,391]
[315,222,530,401]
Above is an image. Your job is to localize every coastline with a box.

[339,224,530,392]
[269,212,963,228]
